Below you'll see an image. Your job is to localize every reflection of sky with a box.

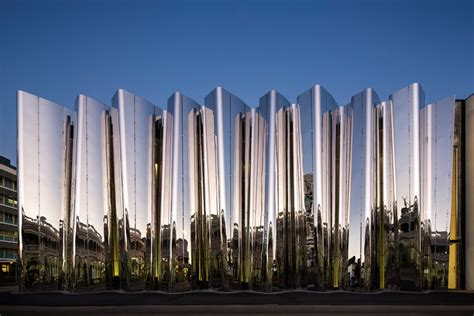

[168,94,201,258]
[204,89,250,243]
[116,91,159,237]
[38,99,66,227]
[428,97,455,233]
[348,91,378,260]
[76,96,108,239]
[19,92,76,233]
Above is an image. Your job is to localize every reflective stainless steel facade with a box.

[18,91,76,291]
[74,95,123,291]
[389,83,424,291]
[112,90,163,291]
[347,89,379,290]
[167,92,228,291]
[204,87,255,290]
[18,84,464,293]
[296,86,352,290]
[420,96,455,290]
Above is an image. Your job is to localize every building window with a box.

[0,212,16,225]
[0,195,17,208]
[0,230,18,242]
[0,177,16,191]
[0,249,17,259]
[4,178,13,189]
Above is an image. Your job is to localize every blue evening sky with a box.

[1,0,473,164]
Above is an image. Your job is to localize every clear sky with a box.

[1,0,473,163]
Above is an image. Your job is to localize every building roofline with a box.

[0,156,16,172]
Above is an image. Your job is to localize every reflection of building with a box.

[21,213,62,289]
[74,220,106,290]
[0,156,18,285]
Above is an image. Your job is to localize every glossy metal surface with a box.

[204,87,250,289]
[18,84,461,293]
[297,85,350,290]
[420,97,455,290]
[113,90,162,291]
[74,95,107,291]
[168,92,229,290]
[18,90,76,292]
[374,100,399,290]
[259,91,287,290]
[74,95,124,291]
[346,89,379,290]
[148,110,174,290]
[389,83,424,291]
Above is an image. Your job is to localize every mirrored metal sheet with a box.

[18,91,76,292]
[296,85,340,290]
[113,90,160,291]
[167,93,188,291]
[187,105,224,289]
[347,89,378,291]
[389,83,424,291]
[420,97,455,290]
[73,95,110,292]
[168,92,228,291]
[227,108,268,291]
[107,107,125,290]
[204,87,250,290]
[149,111,174,290]
[329,104,352,289]
[260,90,303,290]
[274,104,307,289]
[374,100,399,290]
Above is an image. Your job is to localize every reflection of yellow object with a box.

[1,263,9,272]
[448,149,459,289]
